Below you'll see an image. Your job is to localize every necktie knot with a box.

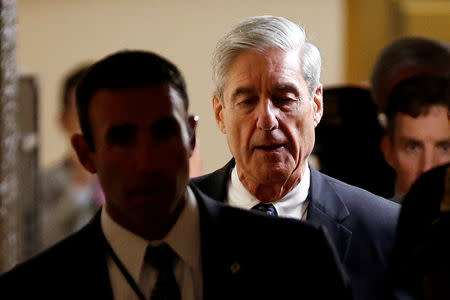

[251,203,278,216]
[145,244,177,271]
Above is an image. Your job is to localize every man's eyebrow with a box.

[151,116,178,129]
[273,83,300,96]
[231,87,256,101]
[398,137,422,144]
[437,138,450,146]
[105,124,136,140]
[106,123,135,133]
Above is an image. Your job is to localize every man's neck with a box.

[391,184,406,203]
[104,195,186,241]
[237,165,306,203]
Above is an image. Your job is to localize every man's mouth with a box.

[128,186,171,197]
[254,144,286,151]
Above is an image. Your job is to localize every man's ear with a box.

[71,134,97,174]
[212,94,227,134]
[187,115,198,157]
[380,135,394,168]
[312,85,323,128]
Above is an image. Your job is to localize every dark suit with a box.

[387,163,450,299]
[191,159,400,300]
[0,184,350,299]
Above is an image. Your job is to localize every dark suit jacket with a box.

[0,184,350,300]
[191,159,400,300]
[387,163,450,299]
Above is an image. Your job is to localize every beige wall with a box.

[17,0,345,173]
[345,0,450,86]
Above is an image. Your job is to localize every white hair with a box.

[212,15,321,100]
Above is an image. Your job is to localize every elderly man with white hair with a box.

[192,15,400,300]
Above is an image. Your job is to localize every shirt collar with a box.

[101,207,148,284]
[164,186,201,271]
[101,186,201,282]
[227,165,310,219]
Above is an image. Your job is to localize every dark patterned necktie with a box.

[251,203,278,216]
[145,244,181,300]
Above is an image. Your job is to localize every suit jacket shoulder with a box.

[0,213,113,299]
[191,159,234,203]
[311,167,399,235]
[308,167,400,299]
[387,163,450,298]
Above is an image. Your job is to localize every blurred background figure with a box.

[387,163,450,300]
[371,37,450,202]
[313,85,395,198]
[40,64,105,250]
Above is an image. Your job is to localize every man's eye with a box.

[406,143,420,152]
[273,96,292,103]
[439,142,450,152]
[238,97,257,106]
[107,127,134,146]
[153,121,179,140]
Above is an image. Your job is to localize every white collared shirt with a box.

[101,186,202,300]
[227,165,310,220]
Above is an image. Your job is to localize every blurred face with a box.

[73,84,194,234]
[383,105,450,195]
[213,48,323,197]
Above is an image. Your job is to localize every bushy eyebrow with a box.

[231,83,301,101]
[231,87,257,102]
[150,117,179,132]
[273,83,300,97]
[105,124,136,143]
[437,139,450,146]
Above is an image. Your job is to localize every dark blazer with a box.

[387,163,450,299]
[0,184,350,300]
[191,159,400,300]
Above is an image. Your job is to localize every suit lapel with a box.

[191,159,235,203]
[80,212,115,299]
[307,166,352,263]
[190,184,242,300]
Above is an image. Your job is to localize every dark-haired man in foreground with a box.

[0,50,349,299]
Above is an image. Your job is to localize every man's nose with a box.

[421,149,437,173]
[135,141,158,171]
[256,99,279,131]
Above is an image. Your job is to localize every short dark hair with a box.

[76,50,189,149]
[371,37,450,113]
[386,74,450,132]
[60,64,91,113]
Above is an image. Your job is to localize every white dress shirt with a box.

[227,165,310,220]
[101,186,202,300]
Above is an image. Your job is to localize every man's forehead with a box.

[392,109,450,139]
[394,106,449,123]
[89,85,186,127]
[91,84,184,107]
